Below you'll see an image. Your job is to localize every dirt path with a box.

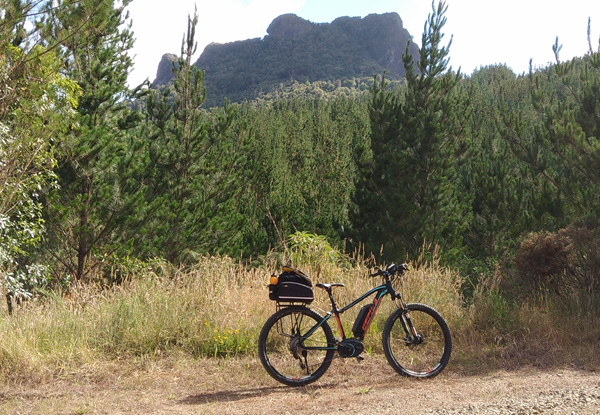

[1,356,599,414]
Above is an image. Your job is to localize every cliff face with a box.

[153,12,419,105]
[331,13,419,76]
[153,53,178,86]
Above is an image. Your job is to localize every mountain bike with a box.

[258,263,452,386]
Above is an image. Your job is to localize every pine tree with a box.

[460,65,537,276]
[141,10,250,263]
[496,25,600,231]
[237,95,369,255]
[540,32,600,220]
[355,1,471,261]
[41,0,144,281]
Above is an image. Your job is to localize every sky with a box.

[125,0,600,87]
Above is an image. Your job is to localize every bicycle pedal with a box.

[356,355,365,362]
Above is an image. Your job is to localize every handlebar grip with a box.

[370,263,409,277]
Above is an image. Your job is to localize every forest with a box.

[1,0,600,313]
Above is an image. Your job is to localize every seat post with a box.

[327,288,339,312]
[316,283,344,313]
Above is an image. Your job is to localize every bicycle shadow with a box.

[179,383,339,405]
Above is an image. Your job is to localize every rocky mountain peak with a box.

[153,53,178,86]
[152,12,419,106]
[266,13,315,39]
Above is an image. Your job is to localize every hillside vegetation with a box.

[153,12,419,106]
[1,0,599,377]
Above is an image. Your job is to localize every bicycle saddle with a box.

[316,283,345,290]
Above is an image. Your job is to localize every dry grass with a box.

[455,269,600,373]
[0,251,598,385]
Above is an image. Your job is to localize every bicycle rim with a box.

[259,306,334,386]
[383,303,452,378]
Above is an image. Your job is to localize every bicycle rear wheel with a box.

[258,305,335,386]
[382,303,452,378]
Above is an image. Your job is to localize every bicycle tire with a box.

[258,305,335,386]
[382,303,452,378]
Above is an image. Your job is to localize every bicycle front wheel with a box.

[383,303,452,378]
[258,306,335,386]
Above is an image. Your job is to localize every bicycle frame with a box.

[299,278,406,351]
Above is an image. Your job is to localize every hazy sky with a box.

[126,0,600,87]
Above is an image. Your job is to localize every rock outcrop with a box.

[153,53,178,86]
[153,12,419,105]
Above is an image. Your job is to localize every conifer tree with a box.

[538,32,600,220]
[41,0,144,281]
[237,95,369,255]
[497,25,600,231]
[460,65,537,274]
[142,10,250,263]
[356,1,471,261]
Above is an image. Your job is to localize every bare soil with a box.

[1,355,599,414]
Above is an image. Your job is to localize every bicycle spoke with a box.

[383,303,452,378]
[259,306,335,386]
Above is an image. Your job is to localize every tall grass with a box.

[0,256,269,379]
[0,249,598,382]
[461,269,600,371]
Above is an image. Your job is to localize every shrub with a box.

[286,231,343,267]
[511,230,572,294]
[505,224,600,301]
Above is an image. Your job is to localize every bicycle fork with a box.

[399,310,423,345]
[393,292,423,345]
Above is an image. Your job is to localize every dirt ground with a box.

[0,355,599,414]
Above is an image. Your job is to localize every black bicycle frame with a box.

[300,283,394,351]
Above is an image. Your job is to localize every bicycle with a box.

[258,263,452,386]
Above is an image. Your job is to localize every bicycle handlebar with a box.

[369,263,409,278]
